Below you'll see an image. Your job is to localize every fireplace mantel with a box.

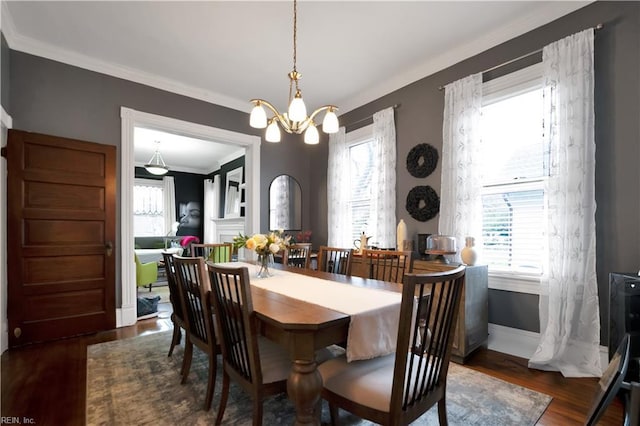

[212,217,245,242]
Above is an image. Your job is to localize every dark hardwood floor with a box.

[1,310,625,425]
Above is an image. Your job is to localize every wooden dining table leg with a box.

[287,353,323,425]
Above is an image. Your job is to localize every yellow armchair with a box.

[135,253,158,290]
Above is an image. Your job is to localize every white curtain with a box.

[438,74,483,262]
[528,29,601,377]
[327,127,350,247]
[162,176,176,235]
[203,177,218,243]
[370,107,397,248]
[272,176,290,230]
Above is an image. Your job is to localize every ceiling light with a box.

[249,0,339,145]
[144,141,169,175]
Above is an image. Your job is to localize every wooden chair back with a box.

[207,265,261,386]
[361,249,413,283]
[317,246,353,275]
[207,264,290,424]
[190,243,233,263]
[319,266,466,425]
[161,252,186,358]
[283,243,312,269]
[391,266,466,423]
[172,255,218,410]
[162,252,183,321]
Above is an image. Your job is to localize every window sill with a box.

[488,273,540,295]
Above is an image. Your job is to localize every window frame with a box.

[346,124,376,244]
[481,63,545,295]
[133,177,165,237]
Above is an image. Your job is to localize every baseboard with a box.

[488,323,541,359]
[488,323,609,370]
[116,305,137,328]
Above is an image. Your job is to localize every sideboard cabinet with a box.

[351,256,488,364]
[413,261,488,363]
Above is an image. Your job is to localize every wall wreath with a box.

[406,143,438,178]
[406,185,440,222]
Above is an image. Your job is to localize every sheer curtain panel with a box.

[327,127,350,247]
[528,29,601,378]
[162,176,177,235]
[438,74,483,262]
[370,107,397,248]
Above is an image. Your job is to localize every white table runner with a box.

[218,262,402,362]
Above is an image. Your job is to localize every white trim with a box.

[483,62,543,105]
[488,323,541,359]
[346,123,373,145]
[0,107,12,353]
[1,105,13,129]
[488,274,541,295]
[218,151,245,169]
[119,107,260,326]
[488,323,609,371]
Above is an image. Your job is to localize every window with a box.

[346,125,376,244]
[133,178,165,236]
[480,64,547,277]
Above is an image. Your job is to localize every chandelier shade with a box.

[249,0,338,144]
[144,141,169,175]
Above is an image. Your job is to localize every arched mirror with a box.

[269,175,302,231]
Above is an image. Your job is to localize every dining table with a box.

[219,261,404,426]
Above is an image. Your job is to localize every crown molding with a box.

[339,1,591,114]
[4,19,251,114]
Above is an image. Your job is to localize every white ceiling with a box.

[1,1,590,173]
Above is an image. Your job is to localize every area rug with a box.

[86,331,552,425]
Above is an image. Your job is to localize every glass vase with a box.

[256,253,274,278]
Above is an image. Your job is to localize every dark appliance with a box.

[609,272,640,383]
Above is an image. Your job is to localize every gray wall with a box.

[330,1,640,342]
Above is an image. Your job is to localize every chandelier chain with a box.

[292,0,300,92]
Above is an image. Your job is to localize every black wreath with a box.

[406,186,440,222]
[406,143,439,178]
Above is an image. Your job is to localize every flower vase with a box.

[256,253,274,278]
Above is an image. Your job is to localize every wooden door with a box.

[5,129,116,347]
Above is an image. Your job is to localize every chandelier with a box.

[144,141,169,175]
[249,0,339,144]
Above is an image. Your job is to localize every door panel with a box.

[7,129,116,347]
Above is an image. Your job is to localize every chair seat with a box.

[319,352,434,413]
[256,336,293,384]
[319,353,395,412]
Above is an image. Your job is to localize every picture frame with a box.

[224,166,243,218]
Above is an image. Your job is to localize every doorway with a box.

[120,107,261,327]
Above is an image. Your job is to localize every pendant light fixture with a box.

[144,141,169,175]
[249,0,339,144]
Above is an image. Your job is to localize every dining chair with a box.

[134,253,158,291]
[206,264,293,425]
[173,255,219,411]
[190,242,233,263]
[317,246,353,276]
[361,249,413,284]
[283,243,312,269]
[318,265,466,426]
[161,252,187,372]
